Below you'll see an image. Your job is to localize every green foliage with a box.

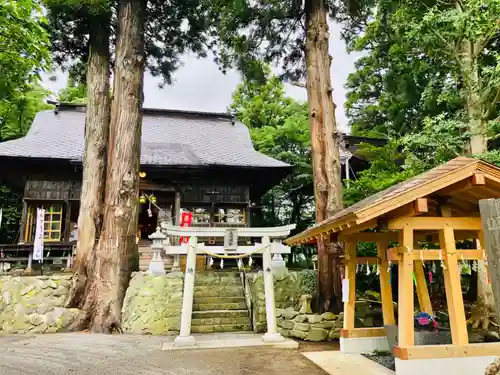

[0,85,53,141]
[0,0,51,102]
[345,115,471,205]
[232,70,314,232]
[46,0,211,85]
[231,70,314,267]
[58,81,87,104]
[300,269,318,295]
[0,186,22,244]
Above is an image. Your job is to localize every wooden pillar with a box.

[343,239,357,330]
[398,226,414,347]
[245,203,251,227]
[439,226,469,344]
[174,190,181,225]
[414,260,433,315]
[377,240,395,325]
[64,200,72,242]
[19,200,28,244]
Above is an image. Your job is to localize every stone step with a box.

[195,279,242,286]
[193,296,246,304]
[191,316,250,326]
[193,301,247,311]
[193,286,244,297]
[191,323,252,333]
[192,310,249,319]
[195,273,241,286]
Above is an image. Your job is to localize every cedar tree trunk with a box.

[81,0,146,332]
[305,0,344,311]
[66,14,111,309]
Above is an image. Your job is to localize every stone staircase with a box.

[191,271,252,333]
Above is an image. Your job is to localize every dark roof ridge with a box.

[47,100,234,121]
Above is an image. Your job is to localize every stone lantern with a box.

[148,227,166,276]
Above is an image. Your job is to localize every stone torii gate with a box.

[149,224,296,347]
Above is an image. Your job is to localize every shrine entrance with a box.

[147,222,296,347]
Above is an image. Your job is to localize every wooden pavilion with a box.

[285,157,500,375]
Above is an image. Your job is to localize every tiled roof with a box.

[0,107,292,168]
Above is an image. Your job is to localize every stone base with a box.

[262,332,285,343]
[340,336,390,354]
[148,260,166,276]
[395,356,497,375]
[174,335,196,347]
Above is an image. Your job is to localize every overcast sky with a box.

[43,22,360,133]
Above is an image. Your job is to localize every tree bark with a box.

[305,0,344,311]
[82,0,146,333]
[66,14,111,310]
[460,39,496,319]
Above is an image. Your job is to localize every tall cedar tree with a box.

[45,0,210,330]
[207,0,362,310]
[87,0,146,331]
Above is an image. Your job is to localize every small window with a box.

[43,204,63,242]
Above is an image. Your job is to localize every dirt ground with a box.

[0,333,329,375]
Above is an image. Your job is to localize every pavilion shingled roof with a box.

[286,157,500,245]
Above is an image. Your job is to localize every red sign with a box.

[179,211,193,244]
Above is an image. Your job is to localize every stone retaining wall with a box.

[0,275,83,334]
[121,272,183,335]
[247,270,316,333]
[277,307,343,341]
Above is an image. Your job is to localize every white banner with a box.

[342,279,350,303]
[33,208,44,261]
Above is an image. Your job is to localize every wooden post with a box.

[479,199,500,321]
[64,200,72,242]
[343,240,357,330]
[414,260,433,315]
[377,240,395,325]
[19,200,28,244]
[174,190,181,225]
[398,226,414,347]
[439,226,468,345]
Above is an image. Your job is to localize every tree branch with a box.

[483,87,500,120]
[291,81,306,88]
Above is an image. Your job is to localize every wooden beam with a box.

[340,231,399,242]
[340,256,379,265]
[439,225,469,345]
[343,240,357,331]
[394,342,500,360]
[472,173,486,186]
[19,200,28,244]
[414,198,428,214]
[377,240,395,325]
[339,219,378,237]
[414,260,433,315]
[388,216,482,230]
[386,249,486,261]
[398,227,415,348]
[340,327,386,338]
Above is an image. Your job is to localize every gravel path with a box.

[0,333,328,375]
